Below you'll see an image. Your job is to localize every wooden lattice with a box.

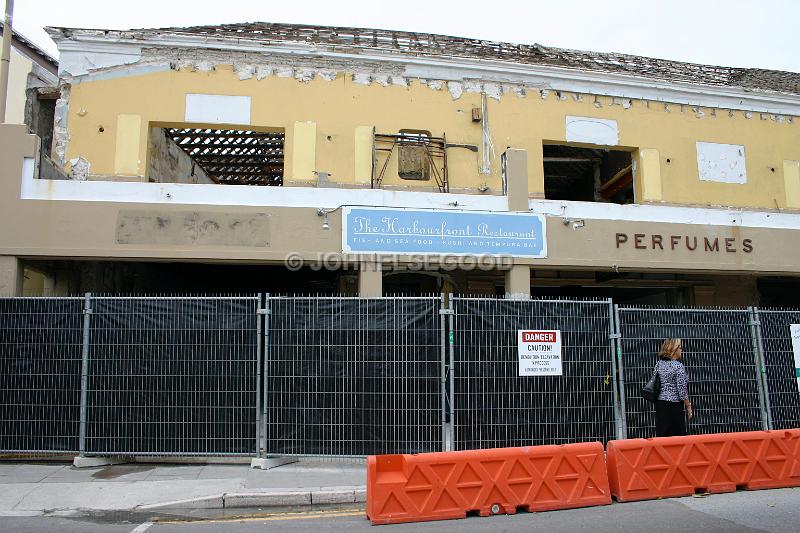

[167,128,284,186]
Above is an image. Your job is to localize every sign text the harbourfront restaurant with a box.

[342,207,547,257]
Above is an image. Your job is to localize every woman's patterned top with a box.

[656,359,689,402]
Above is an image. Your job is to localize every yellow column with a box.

[638,148,662,202]
[354,126,374,185]
[503,148,531,299]
[291,121,317,182]
[358,262,382,297]
[113,114,142,176]
[0,256,23,296]
[784,160,800,209]
[527,142,545,199]
[505,149,529,211]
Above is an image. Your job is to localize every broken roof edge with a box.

[1,27,58,71]
[44,22,800,100]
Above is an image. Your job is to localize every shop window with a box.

[543,144,634,204]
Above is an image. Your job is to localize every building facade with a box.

[0,27,57,125]
[1,23,799,304]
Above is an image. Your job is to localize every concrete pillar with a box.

[0,256,23,296]
[42,271,55,296]
[505,149,529,212]
[505,265,531,300]
[503,148,531,299]
[358,262,382,297]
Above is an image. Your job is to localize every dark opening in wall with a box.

[153,127,285,186]
[543,144,634,204]
[757,277,800,307]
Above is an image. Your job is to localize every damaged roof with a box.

[52,21,800,96]
[0,27,58,73]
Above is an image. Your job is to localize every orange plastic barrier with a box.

[366,442,611,525]
[607,429,800,502]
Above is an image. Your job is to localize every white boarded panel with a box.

[696,142,747,184]
[565,116,619,146]
[185,94,251,125]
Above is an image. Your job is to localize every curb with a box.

[138,487,366,511]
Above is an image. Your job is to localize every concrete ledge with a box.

[138,456,252,465]
[249,457,299,470]
[138,494,225,510]
[311,489,356,504]
[127,486,368,511]
[224,491,312,508]
[72,456,132,468]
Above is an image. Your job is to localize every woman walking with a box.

[655,338,693,437]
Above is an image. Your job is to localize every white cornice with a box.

[18,168,800,231]
[52,30,800,116]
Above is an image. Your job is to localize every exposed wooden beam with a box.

[599,164,633,193]
[543,156,602,162]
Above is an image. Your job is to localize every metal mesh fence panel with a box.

[85,296,259,456]
[756,309,800,430]
[264,296,442,457]
[0,297,84,453]
[451,298,617,450]
[617,307,764,438]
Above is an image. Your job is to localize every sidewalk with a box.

[0,460,366,515]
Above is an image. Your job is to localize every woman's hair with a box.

[658,338,682,360]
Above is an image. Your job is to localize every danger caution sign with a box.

[518,330,563,376]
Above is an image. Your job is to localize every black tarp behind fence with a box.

[450,298,618,450]
[756,309,800,430]
[85,297,259,456]
[1,295,799,457]
[0,298,84,453]
[263,297,443,456]
[617,307,765,439]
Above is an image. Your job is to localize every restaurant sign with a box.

[342,207,547,257]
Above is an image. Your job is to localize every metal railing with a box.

[2,294,799,458]
[616,307,766,439]
[754,309,800,430]
[84,295,260,456]
[449,297,619,450]
[262,296,444,457]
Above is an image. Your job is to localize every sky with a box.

[10,0,800,73]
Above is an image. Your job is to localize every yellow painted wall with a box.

[291,121,317,181]
[4,47,33,125]
[63,66,800,210]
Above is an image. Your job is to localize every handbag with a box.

[641,363,661,402]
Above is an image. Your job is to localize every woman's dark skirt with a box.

[655,400,687,437]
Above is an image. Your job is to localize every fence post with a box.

[255,293,264,457]
[448,297,457,451]
[261,293,271,458]
[439,294,448,452]
[607,299,624,441]
[749,307,773,430]
[613,305,628,440]
[78,292,92,457]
